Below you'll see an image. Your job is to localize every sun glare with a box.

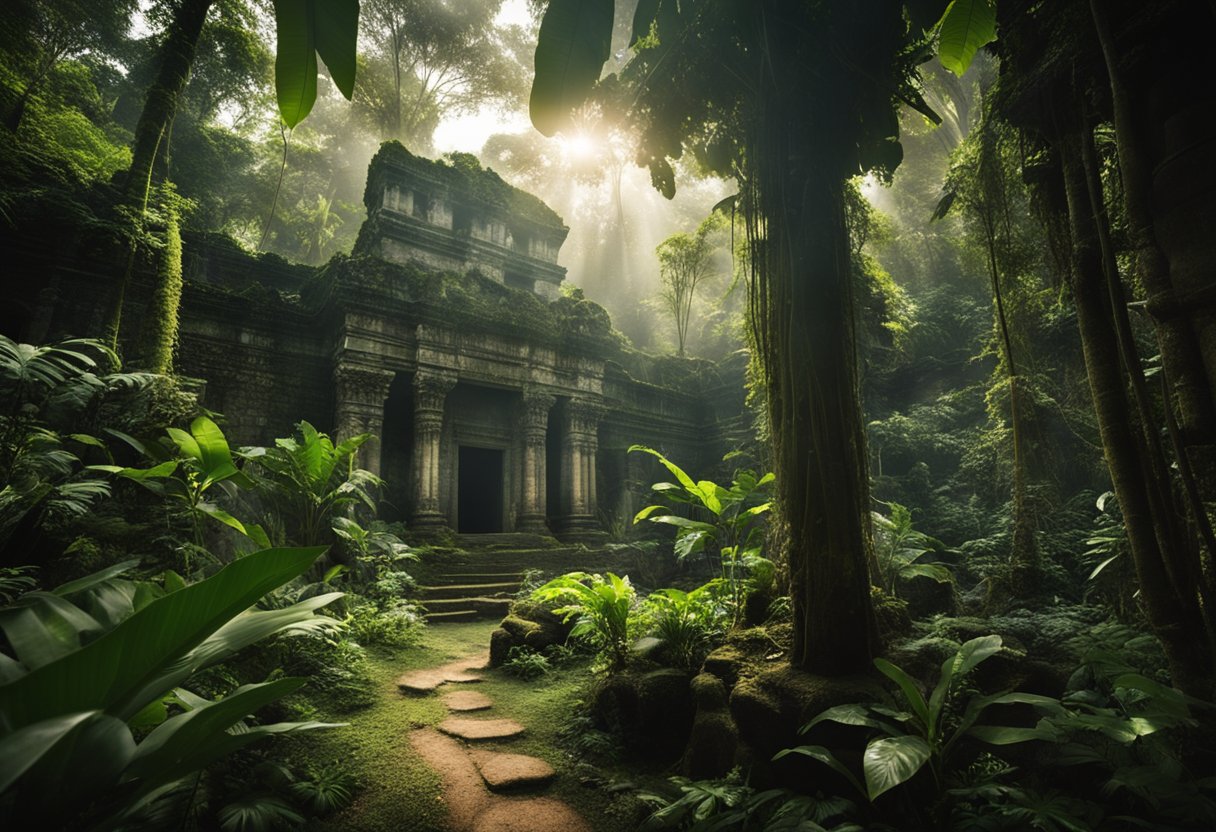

[558,131,599,163]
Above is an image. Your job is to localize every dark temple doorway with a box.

[458,446,504,533]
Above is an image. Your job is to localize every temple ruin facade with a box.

[12,143,747,540]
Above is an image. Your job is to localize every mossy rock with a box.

[683,714,738,779]
[488,611,568,667]
[872,588,913,646]
[702,645,746,688]
[898,574,956,619]
[594,668,695,762]
[682,673,738,779]
[729,665,886,765]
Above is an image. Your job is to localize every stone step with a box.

[438,717,526,741]
[421,581,520,600]
[424,609,482,623]
[433,571,525,584]
[423,597,512,619]
[469,749,556,791]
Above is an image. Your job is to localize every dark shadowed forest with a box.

[2,1,1215,830]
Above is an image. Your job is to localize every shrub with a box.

[637,582,727,670]
[502,646,552,680]
[532,572,636,671]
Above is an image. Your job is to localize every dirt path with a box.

[398,651,593,832]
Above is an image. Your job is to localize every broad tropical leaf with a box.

[530,0,615,136]
[0,547,327,728]
[936,0,996,76]
[863,735,930,800]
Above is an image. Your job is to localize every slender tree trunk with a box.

[124,0,214,212]
[1088,0,1216,493]
[103,0,213,352]
[1058,123,1216,697]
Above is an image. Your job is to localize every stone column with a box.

[411,370,456,529]
[333,364,395,477]
[516,390,555,533]
[558,397,605,535]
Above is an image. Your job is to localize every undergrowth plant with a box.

[871,500,954,598]
[532,571,636,671]
[637,582,727,670]
[630,446,773,623]
[779,636,1060,808]
[0,547,344,827]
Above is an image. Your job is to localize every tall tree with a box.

[358,0,530,150]
[655,214,722,357]
[0,0,136,131]
[531,0,936,673]
[994,0,1216,696]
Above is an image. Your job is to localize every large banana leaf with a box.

[936,0,996,76]
[272,0,359,128]
[530,0,614,136]
[0,546,327,729]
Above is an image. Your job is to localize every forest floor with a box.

[294,621,651,832]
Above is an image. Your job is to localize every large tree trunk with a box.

[749,1,880,673]
[124,0,214,211]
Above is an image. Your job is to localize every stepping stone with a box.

[471,797,591,832]
[469,749,556,791]
[444,690,494,712]
[397,661,484,694]
[438,717,526,741]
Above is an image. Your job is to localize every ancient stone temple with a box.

[11,143,747,540]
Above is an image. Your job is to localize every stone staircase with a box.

[416,537,641,622]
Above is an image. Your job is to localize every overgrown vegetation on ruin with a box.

[3,0,1216,829]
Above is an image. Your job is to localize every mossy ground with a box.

[289,621,650,832]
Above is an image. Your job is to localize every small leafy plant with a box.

[532,571,636,671]
[0,546,344,827]
[871,500,953,598]
[630,446,773,622]
[502,645,553,680]
[778,635,1062,803]
[637,582,726,670]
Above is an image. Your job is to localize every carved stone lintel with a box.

[567,397,606,436]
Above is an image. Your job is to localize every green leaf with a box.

[901,562,953,584]
[114,460,179,481]
[630,445,699,494]
[930,635,1002,719]
[51,559,140,598]
[936,0,996,77]
[0,547,327,729]
[863,735,930,800]
[633,504,667,523]
[0,711,99,792]
[272,0,318,128]
[125,679,306,781]
[874,658,929,729]
[968,719,1063,745]
[312,0,358,99]
[196,502,248,536]
[530,0,614,136]
[774,744,865,798]
[803,703,885,732]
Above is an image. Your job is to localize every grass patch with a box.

[287,622,649,831]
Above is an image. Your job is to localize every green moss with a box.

[136,193,182,373]
[288,621,640,832]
